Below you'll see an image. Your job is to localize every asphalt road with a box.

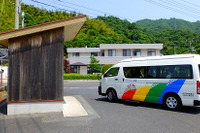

[1,80,200,133]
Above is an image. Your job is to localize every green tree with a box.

[24,12,37,26]
[88,56,102,73]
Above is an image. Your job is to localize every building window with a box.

[72,52,79,57]
[91,52,98,56]
[71,66,77,73]
[101,50,105,56]
[108,49,116,56]
[133,49,141,57]
[147,49,156,56]
[123,49,131,56]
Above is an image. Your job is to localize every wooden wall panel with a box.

[8,27,64,101]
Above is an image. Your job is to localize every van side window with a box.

[123,67,146,78]
[176,65,193,79]
[159,66,175,79]
[104,67,119,78]
[147,66,158,78]
[123,65,193,79]
[159,65,193,79]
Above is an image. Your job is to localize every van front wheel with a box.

[164,94,181,110]
[107,90,117,102]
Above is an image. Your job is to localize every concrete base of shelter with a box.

[7,101,64,115]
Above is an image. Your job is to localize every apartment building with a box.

[67,44,163,74]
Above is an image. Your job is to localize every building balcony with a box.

[68,56,141,65]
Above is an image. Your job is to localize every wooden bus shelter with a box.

[0,15,87,115]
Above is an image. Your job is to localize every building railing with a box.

[68,56,141,65]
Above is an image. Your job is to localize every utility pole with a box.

[189,40,195,53]
[22,11,25,28]
[15,0,21,29]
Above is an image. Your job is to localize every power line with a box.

[24,0,200,22]
[26,0,100,19]
[30,0,61,10]
[145,0,200,19]
[25,0,136,22]
[181,0,200,9]
[56,0,136,21]
[44,0,101,18]
[57,0,136,21]
[159,0,200,15]
[56,0,106,15]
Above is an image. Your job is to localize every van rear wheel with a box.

[164,94,181,110]
[107,90,117,102]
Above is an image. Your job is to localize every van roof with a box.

[119,54,200,63]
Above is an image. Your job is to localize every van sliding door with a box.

[121,66,147,101]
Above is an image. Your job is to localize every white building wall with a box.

[104,49,108,56]
[68,53,72,58]
[80,66,87,75]
[141,49,147,56]
[116,49,122,56]
[80,53,90,56]
[156,49,161,55]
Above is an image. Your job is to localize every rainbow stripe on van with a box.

[122,79,186,103]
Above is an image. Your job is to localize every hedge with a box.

[64,73,102,80]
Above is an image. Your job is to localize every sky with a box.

[22,0,200,22]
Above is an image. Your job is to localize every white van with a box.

[98,54,200,110]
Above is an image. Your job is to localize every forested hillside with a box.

[98,16,200,54]
[136,18,200,35]
[1,1,200,55]
[97,16,156,43]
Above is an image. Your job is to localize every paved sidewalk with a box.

[0,95,100,133]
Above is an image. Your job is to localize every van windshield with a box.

[104,67,119,78]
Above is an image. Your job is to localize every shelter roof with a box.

[0,15,87,47]
[71,62,87,66]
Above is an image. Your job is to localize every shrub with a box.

[64,73,102,80]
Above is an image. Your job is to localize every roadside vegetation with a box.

[64,73,102,80]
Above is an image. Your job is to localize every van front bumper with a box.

[194,100,200,106]
[98,86,106,96]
